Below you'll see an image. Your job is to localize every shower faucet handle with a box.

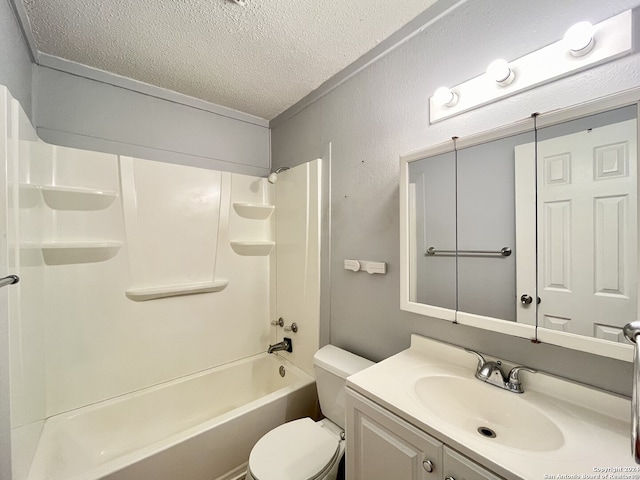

[271,318,284,327]
[284,322,298,333]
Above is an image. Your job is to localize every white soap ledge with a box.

[125,280,229,301]
[230,241,275,256]
[232,202,275,220]
[38,241,122,265]
[38,185,118,210]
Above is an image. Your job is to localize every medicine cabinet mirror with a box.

[400,90,639,361]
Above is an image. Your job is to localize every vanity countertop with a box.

[346,334,634,480]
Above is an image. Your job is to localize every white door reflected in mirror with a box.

[516,115,637,343]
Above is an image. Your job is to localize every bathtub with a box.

[26,353,317,480]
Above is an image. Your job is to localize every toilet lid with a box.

[249,418,340,480]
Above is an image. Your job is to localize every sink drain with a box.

[477,426,496,438]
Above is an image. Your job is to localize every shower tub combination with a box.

[26,354,317,480]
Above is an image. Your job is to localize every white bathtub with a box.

[26,354,317,480]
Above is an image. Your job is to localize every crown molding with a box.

[8,0,37,62]
[37,54,270,127]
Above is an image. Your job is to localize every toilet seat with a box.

[248,418,341,480]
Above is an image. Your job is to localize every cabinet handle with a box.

[422,460,434,473]
[445,477,456,480]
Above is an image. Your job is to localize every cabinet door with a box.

[443,447,504,480]
[347,390,443,480]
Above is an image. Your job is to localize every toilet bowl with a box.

[245,418,343,480]
[245,345,374,480]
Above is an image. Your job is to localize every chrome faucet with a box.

[465,349,537,393]
[268,337,292,354]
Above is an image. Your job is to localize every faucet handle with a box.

[507,365,537,393]
[465,349,487,373]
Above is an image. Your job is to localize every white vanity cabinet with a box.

[443,447,504,480]
[346,390,505,480]
[346,389,442,479]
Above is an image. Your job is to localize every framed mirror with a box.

[400,89,640,361]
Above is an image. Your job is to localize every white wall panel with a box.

[274,160,321,375]
[35,151,272,415]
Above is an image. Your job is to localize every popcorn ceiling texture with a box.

[22,0,438,120]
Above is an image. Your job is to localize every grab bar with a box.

[426,247,512,257]
[0,275,19,288]
[624,321,640,464]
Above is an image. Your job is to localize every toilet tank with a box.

[313,345,374,429]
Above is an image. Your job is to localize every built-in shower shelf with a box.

[232,202,275,219]
[230,241,275,256]
[26,241,123,265]
[20,184,118,210]
[125,280,229,301]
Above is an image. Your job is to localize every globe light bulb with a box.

[433,87,458,107]
[564,21,595,57]
[486,59,515,86]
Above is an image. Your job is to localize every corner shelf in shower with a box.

[23,241,123,265]
[232,202,275,220]
[230,241,275,256]
[125,280,229,302]
[20,184,118,210]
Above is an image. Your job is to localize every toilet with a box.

[245,345,374,480]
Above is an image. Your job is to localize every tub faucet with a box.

[268,337,292,354]
[465,349,536,393]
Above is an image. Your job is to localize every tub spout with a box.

[268,337,292,354]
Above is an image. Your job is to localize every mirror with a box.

[408,151,457,312]
[400,92,639,360]
[456,130,535,325]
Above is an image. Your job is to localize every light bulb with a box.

[563,21,595,57]
[486,59,515,86]
[433,87,458,107]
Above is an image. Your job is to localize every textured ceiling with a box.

[22,0,440,120]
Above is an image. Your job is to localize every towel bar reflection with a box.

[623,321,640,465]
[426,247,512,257]
[0,275,19,288]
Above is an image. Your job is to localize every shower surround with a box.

[1,86,322,480]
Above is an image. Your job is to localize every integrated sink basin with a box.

[346,335,633,479]
[411,374,564,452]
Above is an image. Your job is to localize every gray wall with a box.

[271,0,640,396]
[0,0,32,117]
[33,66,270,176]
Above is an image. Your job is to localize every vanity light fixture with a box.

[563,21,595,57]
[486,59,515,86]
[433,87,458,107]
[429,9,632,123]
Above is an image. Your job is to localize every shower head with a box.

[267,167,290,184]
